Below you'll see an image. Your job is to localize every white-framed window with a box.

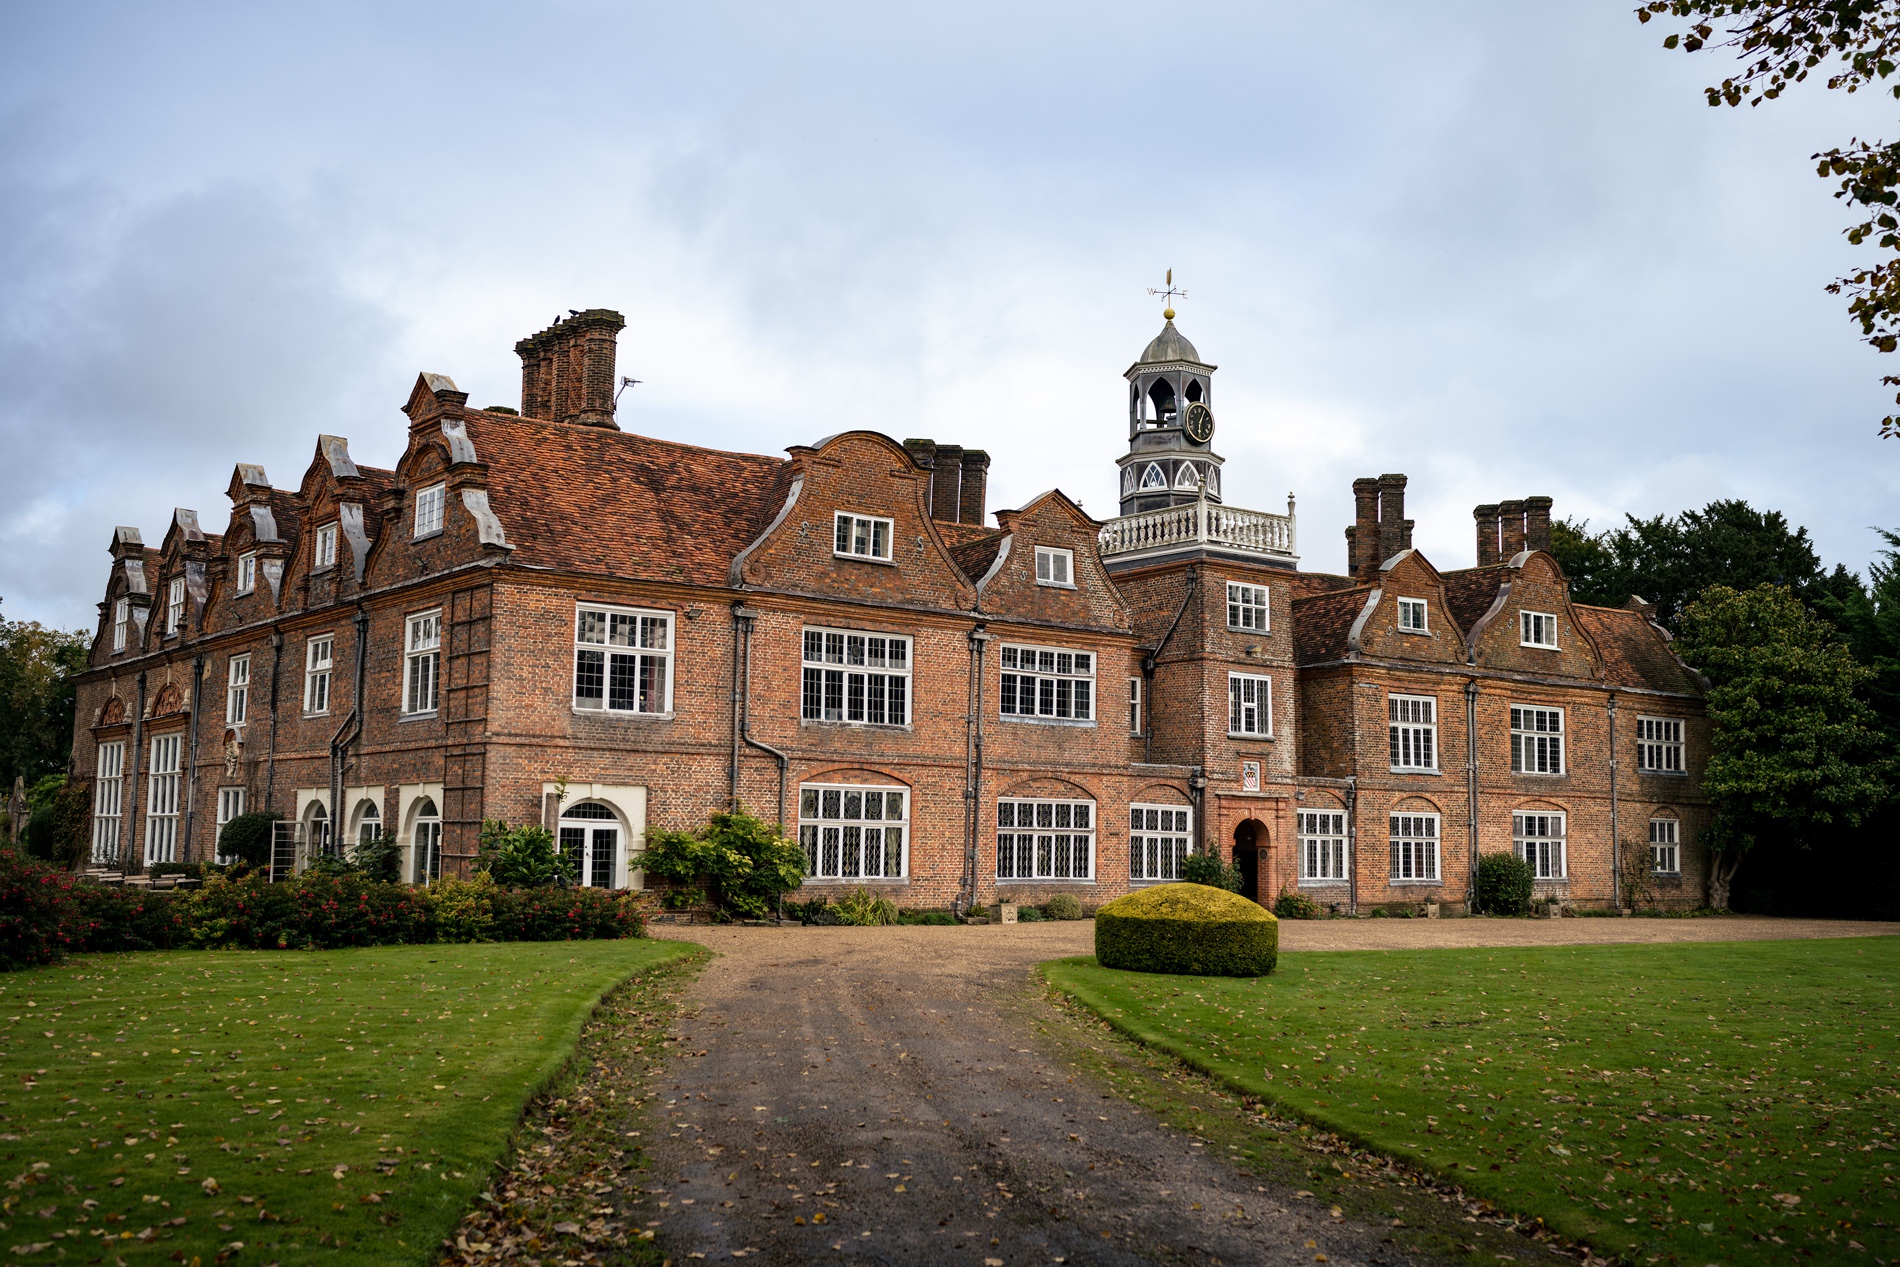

[801,627,909,726]
[145,733,182,865]
[574,604,673,715]
[354,799,380,846]
[305,635,334,714]
[1649,817,1680,874]
[1228,672,1272,737]
[833,512,893,562]
[1397,598,1428,633]
[1000,643,1094,721]
[412,797,441,884]
[404,610,442,715]
[798,784,907,880]
[1520,610,1559,648]
[112,598,129,652]
[1034,546,1075,587]
[414,482,446,538]
[92,741,124,864]
[1511,705,1565,775]
[558,801,622,888]
[237,552,256,595]
[1298,810,1348,884]
[1636,716,1684,773]
[1388,813,1439,882]
[1513,811,1566,880]
[305,802,333,858]
[1130,803,1194,882]
[166,577,186,635]
[314,523,338,570]
[1128,677,1143,735]
[1227,582,1269,631]
[215,787,246,864]
[225,654,250,725]
[997,798,1095,881]
[1389,693,1437,771]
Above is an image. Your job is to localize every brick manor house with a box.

[66,306,1710,913]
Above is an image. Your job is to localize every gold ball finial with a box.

[1162,307,1175,321]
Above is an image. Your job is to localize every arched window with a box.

[354,799,381,845]
[1184,379,1203,404]
[1120,467,1136,497]
[1206,466,1221,497]
[1174,463,1202,491]
[304,801,332,857]
[558,801,620,889]
[1139,463,1167,491]
[412,797,441,884]
[1147,378,1176,423]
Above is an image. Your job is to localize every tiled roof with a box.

[1440,566,1510,633]
[465,413,791,588]
[945,528,1007,583]
[1285,571,1360,600]
[1575,606,1702,695]
[1292,586,1375,663]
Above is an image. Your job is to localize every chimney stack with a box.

[1351,478,1380,580]
[1524,496,1553,554]
[929,444,963,523]
[1474,504,1502,566]
[1497,499,1527,559]
[516,309,626,428]
[1377,473,1408,570]
[958,450,990,526]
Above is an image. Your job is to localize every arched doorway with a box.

[558,800,621,889]
[1233,819,1267,904]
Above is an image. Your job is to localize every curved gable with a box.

[978,490,1131,631]
[1465,550,1604,679]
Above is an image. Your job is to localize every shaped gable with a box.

[977,491,1130,632]
[1463,551,1603,679]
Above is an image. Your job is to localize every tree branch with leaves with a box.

[1640,0,1900,435]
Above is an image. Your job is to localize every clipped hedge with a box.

[1095,882,1278,977]
[1476,851,1536,916]
[0,847,647,970]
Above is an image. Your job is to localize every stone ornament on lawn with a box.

[1094,882,1278,977]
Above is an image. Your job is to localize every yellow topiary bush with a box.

[1094,882,1278,977]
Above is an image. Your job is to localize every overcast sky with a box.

[4,1,1897,631]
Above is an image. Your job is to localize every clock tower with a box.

[1116,307,1224,515]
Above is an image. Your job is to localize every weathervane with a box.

[1147,268,1186,321]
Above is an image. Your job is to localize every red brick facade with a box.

[67,312,1708,911]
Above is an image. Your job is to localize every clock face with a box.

[1184,401,1214,444]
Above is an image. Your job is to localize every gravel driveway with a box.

[640,915,1896,1266]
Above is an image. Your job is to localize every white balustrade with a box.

[1099,496,1297,561]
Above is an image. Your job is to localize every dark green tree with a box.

[1818,527,1900,738]
[1638,1,1900,436]
[0,602,90,792]
[1554,500,1843,629]
[1677,584,1892,907]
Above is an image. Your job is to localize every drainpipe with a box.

[1465,679,1481,904]
[1188,766,1207,862]
[734,604,790,826]
[327,608,368,857]
[264,628,282,812]
[728,604,744,812]
[182,655,206,865]
[1344,774,1358,918]
[1141,567,1199,765]
[123,672,147,877]
[1608,692,1621,911]
[959,625,991,916]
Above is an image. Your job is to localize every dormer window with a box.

[414,483,446,538]
[112,598,129,652]
[1520,610,1559,649]
[1398,598,1428,633]
[237,552,256,595]
[315,523,338,570]
[165,577,185,635]
[1035,546,1074,587]
[833,512,892,562]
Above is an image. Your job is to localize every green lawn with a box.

[0,939,695,1263]
[1045,937,1900,1266]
